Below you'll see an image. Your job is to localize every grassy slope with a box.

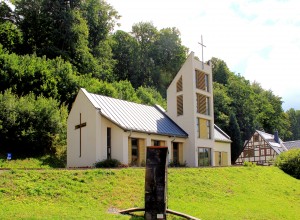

[0,167,299,220]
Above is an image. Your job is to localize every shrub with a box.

[275,149,300,179]
[94,159,121,168]
[243,161,256,167]
[168,160,187,167]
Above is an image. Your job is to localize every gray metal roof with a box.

[256,130,288,154]
[283,140,300,150]
[82,88,188,138]
[214,125,231,142]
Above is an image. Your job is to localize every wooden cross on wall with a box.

[75,113,86,157]
[198,35,206,70]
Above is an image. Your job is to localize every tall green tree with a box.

[151,27,187,96]
[228,113,242,163]
[131,22,158,87]
[213,82,232,129]
[211,57,231,85]
[286,108,300,140]
[111,30,140,87]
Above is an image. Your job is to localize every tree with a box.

[151,27,187,96]
[213,82,232,129]
[131,22,158,87]
[228,113,242,164]
[0,90,67,157]
[227,74,256,142]
[111,30,140,87]
[286,108,300,140]
[211,57,231,85]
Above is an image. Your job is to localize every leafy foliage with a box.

[0,90,67,158]
[211,58,293,162]
[94,158,121,168]
[275,149,300,179]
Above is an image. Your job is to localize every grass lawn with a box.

[0,165,299,219]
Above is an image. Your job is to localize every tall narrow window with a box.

[176,76,183,92]
[107,127,111,159]
[206,97,210,115]
[196,93,210,115]
[177,95,183,116]
[198,118,211,139]
[195,70,209,92]
[131,138,138,165]
[173,142,179,163]
[204,74,209,92]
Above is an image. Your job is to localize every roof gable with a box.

[214,125,231,143]
[81,88,188,138]
[255,130,288,154]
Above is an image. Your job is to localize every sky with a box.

[107,0,300,110]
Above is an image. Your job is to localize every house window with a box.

[266,149,271,155]
[173,142,179,163]
[176,76,182,92]
[196,93,210,115]
[131,138,138,165]
[260,149,265,156]
[198,118,211,139]
[254,135,259,142]
[198,147,211,166]
[195,70,209,92]
[244,149,254,157]
[107,127,111,159]
[177,95,183,116]
[153,140,160,146]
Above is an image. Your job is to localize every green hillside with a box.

[0,166,299,220]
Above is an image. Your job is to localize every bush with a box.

[168,160,187,167]
[94,159,121,168]
[0,90,67,158]
[243,161,256,167]
[275,149,300,179]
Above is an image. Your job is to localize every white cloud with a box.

[107,0,300,110]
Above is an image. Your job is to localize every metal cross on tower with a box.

[198,35,206,69]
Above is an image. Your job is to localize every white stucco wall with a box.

[214,141,232,166]
[67,90,99,168]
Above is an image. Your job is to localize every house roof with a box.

[81,88,188,138]
[214,125,232,143]
[256,130,288,154]
[283,140,300,150]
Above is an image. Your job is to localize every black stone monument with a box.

[144,146,168,220]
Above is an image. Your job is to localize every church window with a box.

[197,118,211,139]
[176,76,183,92]
[177,95,183,116]
[107,127,111,159]
[196,93,210,115]
[195,70,209,92]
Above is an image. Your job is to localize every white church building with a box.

[67,52,231,168]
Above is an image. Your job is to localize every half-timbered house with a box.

[235,130,288,165]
